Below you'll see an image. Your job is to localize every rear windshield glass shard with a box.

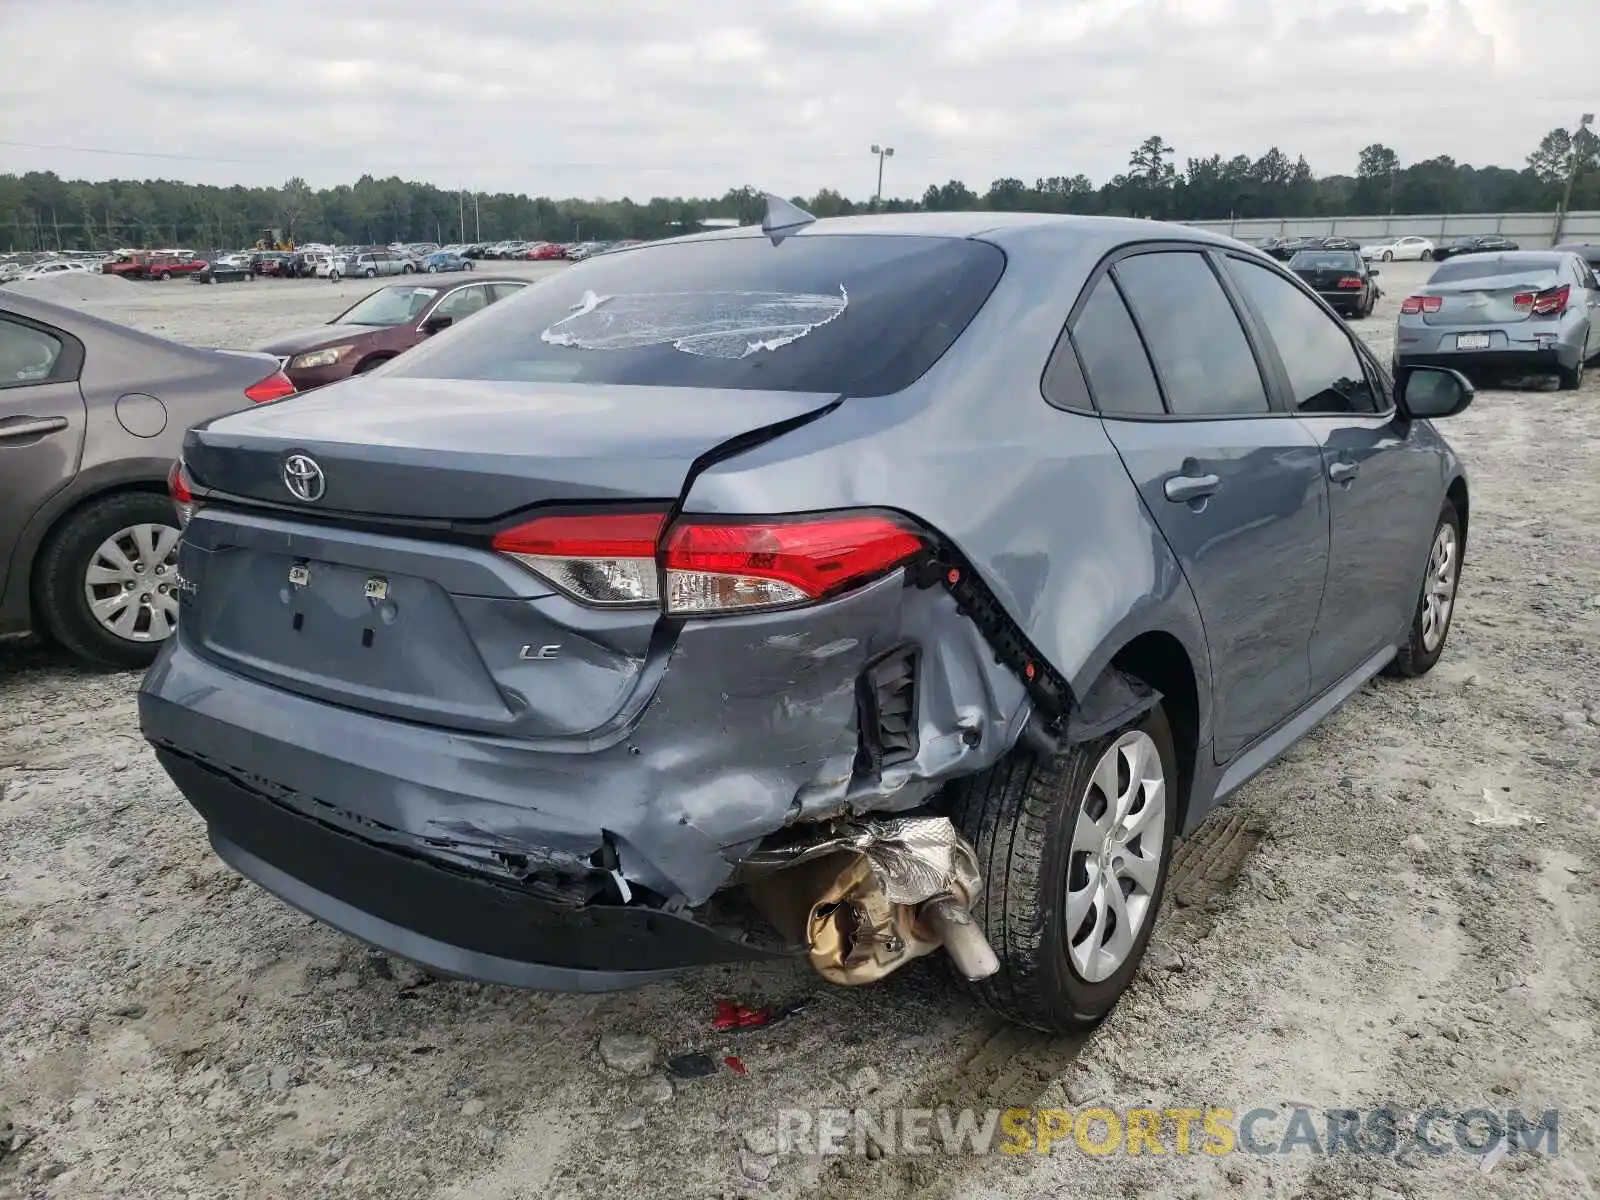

[540,287,849,360]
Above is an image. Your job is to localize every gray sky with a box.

[4,0,1594,199]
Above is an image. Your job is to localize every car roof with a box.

[628,210,1248,256]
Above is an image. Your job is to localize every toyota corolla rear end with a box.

[139,226,1024,991]
[1395,252,1586,376]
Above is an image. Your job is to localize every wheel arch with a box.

[1446,474,1469,552]
[1103,631,1202,832]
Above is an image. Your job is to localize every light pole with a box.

[1557,112,1595,242]
[474,192,481,243]
[870,144,895,211]
[459,189,466,244]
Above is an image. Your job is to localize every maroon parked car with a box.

[259,277,530,389]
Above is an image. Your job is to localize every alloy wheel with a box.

[83,523,181,643]
[1420,522,1459,653]
[1064,729,1168,983]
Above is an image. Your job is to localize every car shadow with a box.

[0,636,138,690]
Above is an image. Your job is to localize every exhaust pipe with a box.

[746,816,1001,986]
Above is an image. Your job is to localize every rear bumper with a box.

[156,744,781,989]
[1396,348,1568,374]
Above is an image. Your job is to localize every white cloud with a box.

[2,0,1594,198]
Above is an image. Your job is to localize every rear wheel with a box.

[464,261,474,271]
[1388,501,1462,678]
[159,270,171,281]
[35,492,183,670]
[1382,250,1394,262]
[947,704,1177,1033]
[364,267,377,278]
[1421,249,1434,261]
[1559,354,1586,391]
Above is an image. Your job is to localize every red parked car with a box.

[527,242,568,260]
[257,276,530,389]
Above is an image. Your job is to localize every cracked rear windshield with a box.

[388,234,1006,395]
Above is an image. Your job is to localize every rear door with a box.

[0,312,87,600]
[1222,254,1434,691]
[1080,248,1331,763]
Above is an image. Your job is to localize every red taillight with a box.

[490,509,928,614]
[1517,283,1570,316]
[168,458,196,526]
[245,370,296,403]
[662,514,925,615]
[1337,276,1363,289]
[1402,295,1443,314]
[491,511,666,606]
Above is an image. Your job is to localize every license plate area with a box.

[193,550,513,725]
[1456,332,1491,350]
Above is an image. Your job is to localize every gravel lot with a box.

[2,260,1597,1200]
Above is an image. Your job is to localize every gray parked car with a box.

[0,290,293,667]
[330,250,414,281]
[1396,251,1600,389]
[139,210,1474,1032]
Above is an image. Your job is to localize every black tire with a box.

[159,271,171,281]
[1558,354,1585,391]
[364,267,377,278]
[1421,249,1434,261]
[355,355,393,375]
[1387,500,1463,679]
[403,264,415,274]
[947,704,1178,1033]
[427,264,438,273]
[1382,250,1394,262]
[464,261,474,271]
[34,492,182,671]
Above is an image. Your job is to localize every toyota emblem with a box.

[283,454,326,502]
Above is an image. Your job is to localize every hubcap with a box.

[1420,523,1458,652]
[1065,730,1168,983]
[83,523,181,642]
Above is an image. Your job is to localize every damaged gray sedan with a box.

[139,203,1474,1031]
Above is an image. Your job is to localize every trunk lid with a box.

[1421,269,1562,326]
[177,379,842,737]
[182,378,841,520]
[1292,267,1361,293]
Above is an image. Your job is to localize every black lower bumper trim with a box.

[156,747,786,988]
[1396,350,1568,374]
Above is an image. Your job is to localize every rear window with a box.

[1289,251,1361,270]
[388,234,1006,396]
[1429,255,1561,283]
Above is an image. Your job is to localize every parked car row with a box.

[1258,233,1530,265]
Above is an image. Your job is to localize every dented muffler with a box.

[746,816,1000,985]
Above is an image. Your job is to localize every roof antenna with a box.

[761,193,815,242]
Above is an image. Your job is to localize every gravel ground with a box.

[1,261,1597,1200]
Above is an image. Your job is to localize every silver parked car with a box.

[140,206,1476,1032]
[329,250,414,281]
[1395,251,1600,389]
[0,290,293,667]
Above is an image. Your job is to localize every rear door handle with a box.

[1163,472,1220,503]
[0,416,69,441]
[1328,460,1360,483]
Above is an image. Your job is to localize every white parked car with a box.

[20,261,91,280]
[1361,236,1436,262]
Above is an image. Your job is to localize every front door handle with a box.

[1163,472,1220,503]
[1328,460,1360,484]
[0,416,69,441]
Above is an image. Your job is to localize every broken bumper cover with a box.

[154,745,788,990]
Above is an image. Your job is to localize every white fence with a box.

[1182,210,1600,249]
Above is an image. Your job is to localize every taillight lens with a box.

[662,514,925,615]
[489,509,927,614]
[491,511,666,606]
[1401,295,1443,314]
[168,458,196,526]
[1517,283,1570,316]
[1337,276,1363,289]
[245,370,296,403]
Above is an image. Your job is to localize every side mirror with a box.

[1397,365,1473,420]
[421,315,453,336]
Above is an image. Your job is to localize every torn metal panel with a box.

[1064,668,1162,744]
[540,287,848,360]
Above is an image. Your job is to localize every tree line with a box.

[4,126,1597,252]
